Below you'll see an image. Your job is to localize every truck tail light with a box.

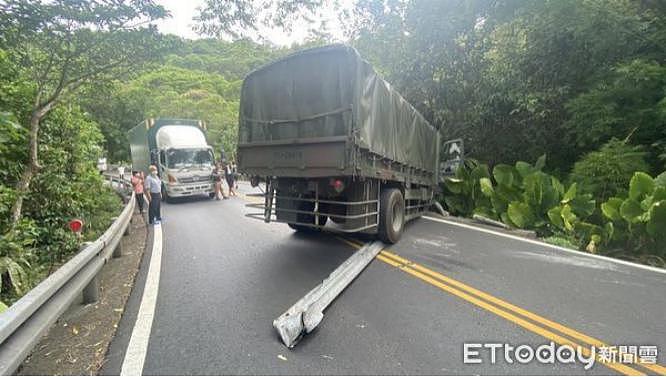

[168,174,177,184]
[331,178,345,193]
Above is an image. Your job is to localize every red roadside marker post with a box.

[68,219,84,244]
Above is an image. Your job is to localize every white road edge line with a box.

[120,224,163,376]
[423,216,666,275]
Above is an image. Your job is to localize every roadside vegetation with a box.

[0,0,167,307]
[341,0,666,264]
[1,0,665,308]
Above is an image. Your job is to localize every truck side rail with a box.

[245,194,379,233]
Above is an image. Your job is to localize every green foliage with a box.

[0,106,122,304]
[347,0,664,261]
[0,219,36,298]
[601,171,666,256]
[442,159,491,216]
[543,236,579,250]
[0,112,26,185]
[507,202,534,229]
[120,66,242,159]
[166,39,285,81]
[564,60,666,160]
[82,38,280,162]
[194,0,324,40]
[351,0,666,174]
[569,139,651,203]
[444,155,600,249]
[0,0,170,122]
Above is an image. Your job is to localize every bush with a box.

[601,171,666,259]
[569,139,650,203]
[443,155,600,250]
[442,159,491,216]
[0,106,122,305]
[0,219,37,302]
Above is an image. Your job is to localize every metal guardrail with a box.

[0,174,135,375]
[273,241,384,347]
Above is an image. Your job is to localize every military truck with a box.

[128,118,216,201]
[237,45,460,243]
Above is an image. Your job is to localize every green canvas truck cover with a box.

[239,44,439,174]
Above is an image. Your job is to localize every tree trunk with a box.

[10,106,49,226]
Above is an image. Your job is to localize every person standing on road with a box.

[224,160,236,197]
[131,171,145,214]
[231,160,239,190]
[212,161,225,200]
[117,165,125,182]
[144,165,162,225]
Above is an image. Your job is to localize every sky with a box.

[153,0,350,46]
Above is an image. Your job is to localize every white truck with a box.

[128,118,216,201]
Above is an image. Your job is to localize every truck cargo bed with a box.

[237,45,440,188]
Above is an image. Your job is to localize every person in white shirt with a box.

[144,165,163,225]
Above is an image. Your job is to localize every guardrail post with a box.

[82,275,100,304]
[113,239,123,258]
[76,242,101,304]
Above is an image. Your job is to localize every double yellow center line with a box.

[236,189,663,374]
[337,237,666,376]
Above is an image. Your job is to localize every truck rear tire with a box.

[378,188,405,244]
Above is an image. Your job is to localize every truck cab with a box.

[129,118,216,201]
[155,125,215,199]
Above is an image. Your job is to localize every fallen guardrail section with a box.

[0,175,135,375]
[273,241,384,348]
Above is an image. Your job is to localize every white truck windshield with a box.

[166,148,213,169]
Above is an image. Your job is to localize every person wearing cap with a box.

[144,165,162,225]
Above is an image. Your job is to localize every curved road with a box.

[102,182,666,375]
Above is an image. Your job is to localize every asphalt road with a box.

[102,182,666,375]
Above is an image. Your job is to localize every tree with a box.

[165,38,285,80]
[348,0,666,171]
[80,38,284,162]
[194,0,327,41]
[564,60,666,163]
[0,0,168,225]
[569,139,651,203]
[120,66,242,160]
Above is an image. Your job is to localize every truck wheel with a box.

[209,192,216,199]
[378,188,405,244]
